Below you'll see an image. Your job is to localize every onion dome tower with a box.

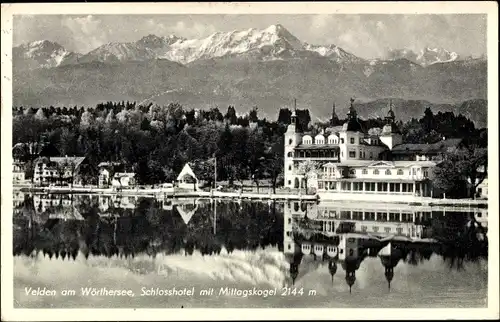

[328,259,338,283]
[342,97,365,133]
[380,100,403,150]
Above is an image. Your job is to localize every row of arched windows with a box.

[356,169,405,175]
[301,134,339,145]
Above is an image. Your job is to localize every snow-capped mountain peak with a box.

[13,40,81,70]
[416,47,459,66]
[386,47,459,66]
[139,23,360,64]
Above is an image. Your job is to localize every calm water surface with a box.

[12,193,488,308]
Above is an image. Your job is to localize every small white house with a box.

[112,172,136,187]
[99,168,111,187]
[176,163,200,191]
[476,177,488,199]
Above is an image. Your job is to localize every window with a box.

[362,169,368,175]
[373,169,379,175]
[349,151,356,158]
[288,244,291,250]
[288,165,292,171]
[378,182,388,191]
[396,227,403,235]
[287,152,293,157]
[361,225,368,232]
[341,138,345,144]
[384,227,391,234]
[369,152,373,159]
[349,169,356,175]
[385,169,392,175]
[288,180,291,185]
[424,170,429,178]
[373,226,379,232]
[365,182,375,191]
[350,137,355,144]
[397,169,404,175]
[289,139,293,145]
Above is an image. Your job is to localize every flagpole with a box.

[214,157,217,190]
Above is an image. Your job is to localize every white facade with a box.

[284,100,437,200]
[33,194,73,213]
[33,156,85,186]
[112,173,136,187]
[99,168,111,187]
[13,162,25,183]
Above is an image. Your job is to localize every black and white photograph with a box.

[1,2,498,321]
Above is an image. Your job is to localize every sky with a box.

[13,14,487,59]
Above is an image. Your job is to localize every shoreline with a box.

[12,184,488,207]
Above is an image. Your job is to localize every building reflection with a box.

[12,194,488,289]
[12,194,284,260]
[282,200,488,293]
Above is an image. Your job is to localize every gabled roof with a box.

[49,156,86,168]
[176,203,198,225]
[392,138,463,155]
[48,205,84,221]
[367,161,395,168]
[176,163,198,181]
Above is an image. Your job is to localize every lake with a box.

[12,193,488,308]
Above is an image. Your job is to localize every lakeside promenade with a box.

[12,184,488,207]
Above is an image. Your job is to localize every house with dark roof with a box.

[390,138,464,161]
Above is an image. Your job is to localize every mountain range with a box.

[12,24,487,127]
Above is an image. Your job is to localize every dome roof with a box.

[343,118,366,133]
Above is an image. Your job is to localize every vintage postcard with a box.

[1,2,498,321]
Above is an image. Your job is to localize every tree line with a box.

[12,102,487,193]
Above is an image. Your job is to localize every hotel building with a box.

[283,99,461,202]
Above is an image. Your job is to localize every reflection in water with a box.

[282,201,488,293]
[14,193,283,260]
[12,192,488,307]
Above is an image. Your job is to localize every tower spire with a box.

[331,102,338,125]
[385,99,396,124]
[348,97,357,119]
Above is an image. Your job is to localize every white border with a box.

[1,2,498,321]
